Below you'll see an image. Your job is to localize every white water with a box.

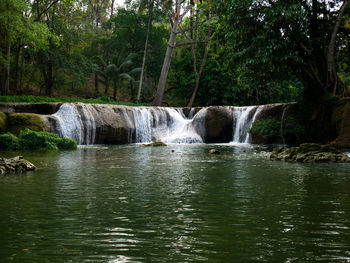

[132,107,203,144]
[232,106,262,143]
[53,103,96,145]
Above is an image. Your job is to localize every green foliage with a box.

[56,137,77,150]
[0,133,19,150]
[281,116,305,138]
[249,118,281,139]
[0,129,77,150]
[0,96,149,106]
[250,115,305,141]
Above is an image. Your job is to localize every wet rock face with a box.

[200,107,233,143]
[270,143,350,163]
[94,105,135,144]
[0,156,36,174]
[332,100,350,149]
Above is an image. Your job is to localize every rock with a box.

[0,156,37,174]
[142,141,167,147]
[193,106,233,143]
[331,100,350,149]
[6,113,45,135]
[209,149,220,154]
[270,143,350,163]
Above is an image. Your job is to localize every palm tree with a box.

[105,53,141,101]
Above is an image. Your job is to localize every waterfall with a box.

[232,106,262,143]
[52,103,97,145]
[279,105,288,145]
[48,103,283,145]
[132,107,203,143]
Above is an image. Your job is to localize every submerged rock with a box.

[0,156,36,174]
[142,141,167,147]
[270,143,350,163]
[209,149,220,154]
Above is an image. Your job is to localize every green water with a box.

[0,144,350,263]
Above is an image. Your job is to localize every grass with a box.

[0,95,149,106]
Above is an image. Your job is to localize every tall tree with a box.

[152,0,212,106]
[137,0,154,101]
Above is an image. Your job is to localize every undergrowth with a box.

[0,95,149,106]
[0,129,77,151]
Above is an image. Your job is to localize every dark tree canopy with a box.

[217,0,350,100]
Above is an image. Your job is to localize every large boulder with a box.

[89,104,135,144]
[0,156,36,174]
[193,106,233,143]
[270,143,350,163]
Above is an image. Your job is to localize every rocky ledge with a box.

[0,156,37,174]
[270,143,350,163]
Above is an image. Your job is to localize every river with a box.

[0,144,349,262]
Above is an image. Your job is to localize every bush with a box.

[18,129,46,149]
[0,129,79,151]
[0,133,19,150]
[56,138,77,150]
[249,118,281,139]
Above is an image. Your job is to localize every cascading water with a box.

[49,103,270,145]
[53,103,97,145]
[232,106,262,143]
[132,107,203,144]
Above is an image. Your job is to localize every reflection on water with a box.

[0,145,350,262]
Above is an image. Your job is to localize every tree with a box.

[218,0,350,101]
[137,0,154,101]
[152,0,213,106]
[0,0,52,95]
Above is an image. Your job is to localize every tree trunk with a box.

[113,81,117,101]
[152,19,179,106]
[137,0,154,101]
[45,63,53,96]
[13,45,22,95]
[327,0,349,95]
[95,73,99,95]
[2,41,11,96]
[104,77,109,95]
[187,25,212,108]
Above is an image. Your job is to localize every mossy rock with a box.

[0,112,7,133]
[142,141,167,147]
[209,149,220,154]
[7,113,44,135]
[270,143,350,163]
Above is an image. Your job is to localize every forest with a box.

[0,0,349,107]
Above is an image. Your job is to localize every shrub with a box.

[56,138,77,150]
[0,133,19,150]
[18,129,47,149]
[249,118,281,139]
[15,129,77,150]
[281,116,305,138]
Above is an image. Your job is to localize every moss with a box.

[7,113,44,135]
[0,112,7,133]
[142,141,167,147]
